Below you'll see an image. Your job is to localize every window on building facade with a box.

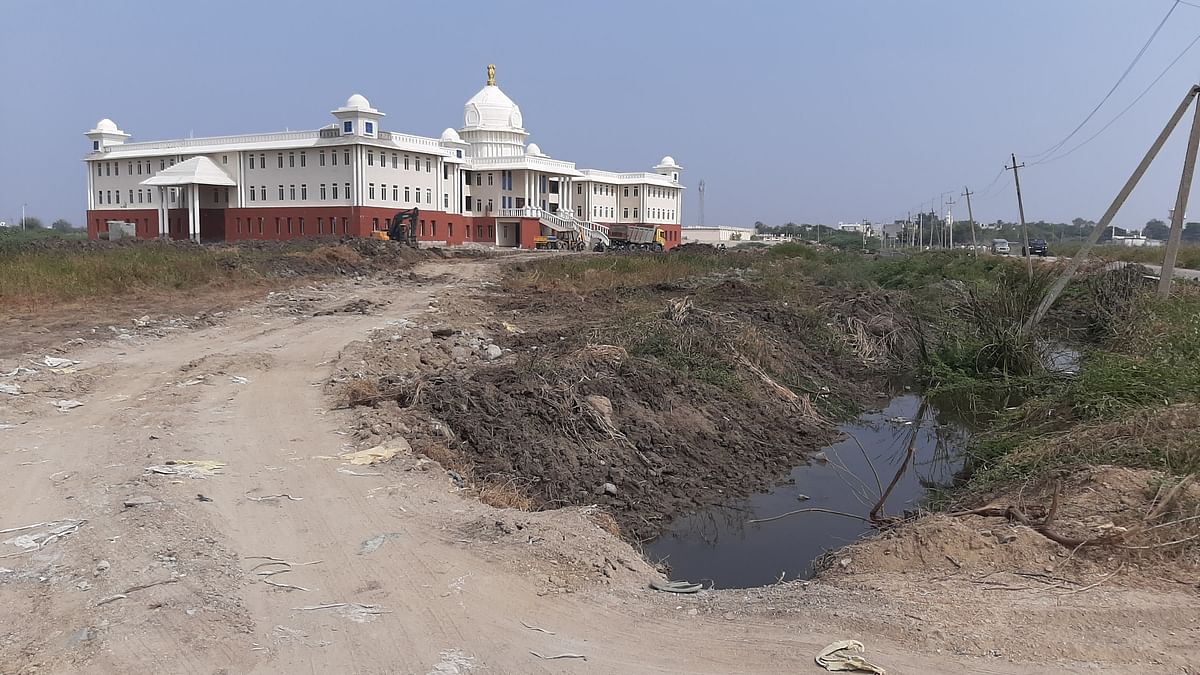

[258,154,265,169]
[633,208,639,218]
[444,164,449,180]
[278,185,284,200]
[259,186,266,201]
[147,189,152,203]
[332,184,339,199]
[343,120,353,133]
[404,186,410,201]
[365,121,374,134]
[319,151,326,166]
[634,187,639,197]
[414,189,420,204]
[392,153,398,168]
[344,182,350,198]
[404,155,410,170]
[300,152,306,168]
[301,184,307,200]
[367,150,374,166]
[320,184,327,200]
[576,205,582,217]
[623,187,629,197]
[476,173,481,186]
[249,187,256,202]
[368,183,375,200]
[393,186,399,201]
[443,193,449,208]
[487,173,493,186]
[278,153,284,168]
[96,191,101,205]
[426,188,432,204]
[317,217,323,234]
[105,163,110,176]
[425,158,431,172]
[287,217,292,234]
[288,185,296,200]
[222,154,228,164]
[475,199,481,211]
[114,163,119,176]
[343,149,350,165]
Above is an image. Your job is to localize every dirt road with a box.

[0,258,1173,674]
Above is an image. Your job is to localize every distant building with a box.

[1110,235,1163,248]
[83,66,684,249]
[837,222,873,235]
[681,225,754,243]
[0,221,10,228]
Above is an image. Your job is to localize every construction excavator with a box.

[370,208,419,246]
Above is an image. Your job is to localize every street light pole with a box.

[21,203,26,230]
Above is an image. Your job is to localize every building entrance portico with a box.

[141,157,236,243]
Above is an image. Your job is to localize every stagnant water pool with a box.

[644,393,976,588]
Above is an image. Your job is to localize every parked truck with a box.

[603,224,667,252]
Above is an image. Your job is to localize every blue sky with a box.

[4,0,1200,229]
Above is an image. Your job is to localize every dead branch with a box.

[870,399,928,522]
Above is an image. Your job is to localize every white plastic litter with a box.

[815,640,887,674]
[52,400,84,411]
[0,384,20,396]
[41,356,79,368]
[1,367,37,377]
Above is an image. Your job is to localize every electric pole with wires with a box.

[962,186,978,257]
[1006,154,1033,279]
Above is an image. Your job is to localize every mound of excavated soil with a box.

[409,350,841,541]
[829,465,1200,585]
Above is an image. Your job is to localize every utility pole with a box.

[962,187,979,257]
[20,203,25,231]
[1006,154,1033,279]
[1027,85,1200,333]
[945,197,955,249]
[1159,86,1200,298]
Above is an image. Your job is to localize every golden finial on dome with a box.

[487,64,496,86]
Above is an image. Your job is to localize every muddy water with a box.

[644,394,975,588]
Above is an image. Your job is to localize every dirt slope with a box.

[0,256,1186,674]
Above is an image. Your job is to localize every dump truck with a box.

[604,224,667,251]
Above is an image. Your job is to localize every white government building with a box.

[84,65,684,249]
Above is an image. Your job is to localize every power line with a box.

[1032,27,1200,166]
[1025,0,1179,160]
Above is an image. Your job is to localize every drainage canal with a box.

[644,393,976,588]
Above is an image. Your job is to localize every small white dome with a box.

[440,127,461,142]
[345,93,371,109]
[96,118,118,132]
[526,142,543,156]
[659,155,677,167]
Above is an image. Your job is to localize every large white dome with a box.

[463,84,523,132]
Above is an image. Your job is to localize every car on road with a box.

[991,239,1011,255]
[1023,239,1049,256]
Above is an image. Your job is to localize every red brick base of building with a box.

[85,208,681,250]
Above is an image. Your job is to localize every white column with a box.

[158,187,168,238]
[189,184,200,242]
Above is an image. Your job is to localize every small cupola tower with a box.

[331,94,385,138]
[85,118,130,152]
[654,156,682,184]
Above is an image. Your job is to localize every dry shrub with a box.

[340,379,381,407]
[476,476,535,511]
[421,442,475,476]
[826,291,920,369]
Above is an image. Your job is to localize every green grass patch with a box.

[0,244,242,307]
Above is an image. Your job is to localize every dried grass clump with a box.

[340,379,381,407]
